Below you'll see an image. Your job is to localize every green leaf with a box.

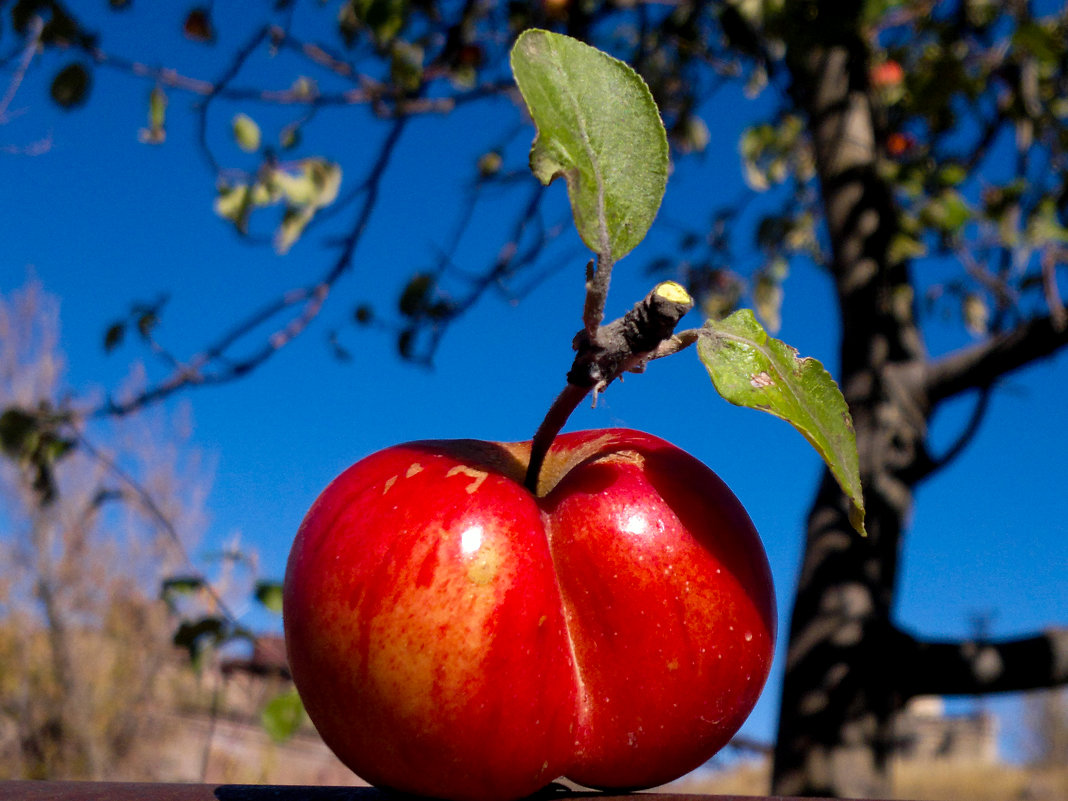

[697,309,866,535]
[0,407,38,459]
[232,113,261,153]
[172,616,226,665]
[261,687,304,742]
[274,206,314,254]
[254,580,285,614]
[50,63,91,109]
[214,183,254,233]
[510,29,668,262]
[389,39,424,92]
[138,86,168,144]
[398,273,434,316]
[160,575,205,611]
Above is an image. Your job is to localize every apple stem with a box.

[524,281,696,493]
[524,383,589,493]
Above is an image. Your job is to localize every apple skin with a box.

[283,428,775,801]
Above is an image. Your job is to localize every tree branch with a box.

[900,627,1068,698]
[908,384,994,483]
[96,115,410,418]
[925,312,1068,406]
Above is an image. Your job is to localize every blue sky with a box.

[2,3,1066,766]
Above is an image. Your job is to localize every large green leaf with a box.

[510,29,668,262]
[697,310,866,535]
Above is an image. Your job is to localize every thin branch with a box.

[193,24,275,175]
[95,115,410,418]
[925,312,1068,406]
[909,383,994,483]
[583,251,614,341]
[74,432,240,626]
[0,15,42,123]
[900,626,1068,698]
[1041,246,1068,331]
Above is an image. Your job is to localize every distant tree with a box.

[0,279,225,778]
[3,1,1068,796]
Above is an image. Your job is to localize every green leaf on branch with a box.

[160,575,205,611]
[697,309,866,535]
[254,580,285,614]
[510,29,668,262]
[0,407,39,459]
[232,113,262,153]
[50,63,91,109]
[261,687,304,742]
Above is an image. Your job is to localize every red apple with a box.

[870,59,905,89]
[283,428,775,801]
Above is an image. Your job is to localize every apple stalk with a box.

[524,277,698,492]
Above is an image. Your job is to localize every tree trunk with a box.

[771,4,1068,796]
[771,7,930,796]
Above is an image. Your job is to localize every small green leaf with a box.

[261,687,304,742]
[104,323,125,352]
[275,206,314,254]
[232,113,262,153]
[398,273,434,316]
[214,183,254,233]
[138,86,168,144]
[254,580,285,614]
[279,123,301,150]
[510,30,668,262]
[50,63,91,109]
[389,39,424,92]
[0,407,38,459]
[697,309,866,535]
[160,575,205,610]
[172,616,226,665]
[477,151,502,178]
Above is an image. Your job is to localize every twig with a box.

[525,282,695,492]
[96,115,410,418]
[74,431,240,626]
[0,15,42,123]
[582,252,614,340]
[1041,246,1067,331]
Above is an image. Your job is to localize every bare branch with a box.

[925,312,1068,406]
[1042,246,1068,331]
[583,252,615,341]
[0,16,42,123]
[96,115,410,418]
[73,432,239,627]
[909,384,994,483]
[900,627,1068,698]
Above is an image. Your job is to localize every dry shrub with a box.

[0,277,212,779]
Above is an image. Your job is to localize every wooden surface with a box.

[0,782,866,801]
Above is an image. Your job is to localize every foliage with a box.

[511,29,668,264]
[698,310,864,534]
[512,31,863,531]
[0,281,216,779]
